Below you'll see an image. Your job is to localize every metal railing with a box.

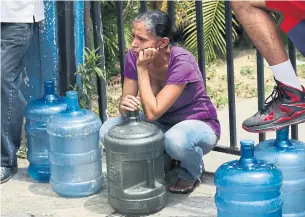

[87,0,299,156]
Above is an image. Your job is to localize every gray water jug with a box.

[104,111,167,215]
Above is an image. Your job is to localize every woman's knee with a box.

[163,120,218,159]
[164,128,188,161]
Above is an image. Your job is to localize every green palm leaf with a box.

[183,0,238,62]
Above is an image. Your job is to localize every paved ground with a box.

[2,79,305,216]
[1,157,220,217]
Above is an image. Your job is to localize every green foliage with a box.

[297,50,305,61]
[298,65,305,78]
[100,0,139,78]
[182,1,238,62]
[240,66,254,76]
[74,48,106,109]
[17,146,27,159]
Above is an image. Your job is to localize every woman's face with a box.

[131,21,163,55]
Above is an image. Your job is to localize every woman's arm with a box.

[119,77,140,116]
[137,67,185,121]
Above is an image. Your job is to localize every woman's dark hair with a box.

[133,10,183,44]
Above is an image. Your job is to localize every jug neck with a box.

[126,110,140,122]
[239,139,257,167]
[66,91,80,112]
[43,80,57,100]
[274,127,292,148]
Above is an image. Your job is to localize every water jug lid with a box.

[46,91,101,137]
[215,138,283,188]
[107,117,162,140]
[24,80,67,119]
[126,110,139,117]
[240,139,255,146]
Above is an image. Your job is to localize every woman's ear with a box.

[159,37,169,48]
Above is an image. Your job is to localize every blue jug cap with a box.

[240,139,255,147]
[24,80,66,120]
[46,91,101,137]
[43,80,56,97]
[239,139,256,166]
[275,127,292,147]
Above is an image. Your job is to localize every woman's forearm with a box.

[137,68,159,121]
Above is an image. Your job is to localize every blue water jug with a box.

[255,127,305,217]
[214,139,283,217]
[47,91,103,197]
[24,80,67,182]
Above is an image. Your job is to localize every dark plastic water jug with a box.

[24,80,67,182]
[47,91,103,197]
[214,139,283,217]
[255,127,305,217]
[104,111,166,215]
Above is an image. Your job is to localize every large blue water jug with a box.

[24,80,67,182]
[47,91,103,197]
[255,127,305,217]
[214,139,283,217]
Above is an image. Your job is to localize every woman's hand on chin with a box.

[136,47,159,71]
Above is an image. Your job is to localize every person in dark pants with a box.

[1,1,45,183]
[231,1,305,133]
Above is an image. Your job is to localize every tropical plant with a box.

[100,0,139,78]
[74,47,106,109]
[161,0,238,62]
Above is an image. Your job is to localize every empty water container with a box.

[104,110,166,215]
[214,139,283,217]
[25,80,67,182]
[47,91,102,197]
[255,127,305,217]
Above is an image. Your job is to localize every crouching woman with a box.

[100,10,221,194]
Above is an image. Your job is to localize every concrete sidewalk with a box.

[1,158,218,217]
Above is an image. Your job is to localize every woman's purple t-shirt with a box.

[124,46,221,137]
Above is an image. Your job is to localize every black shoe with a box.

[243,80,305,133]
[1,167,17,184]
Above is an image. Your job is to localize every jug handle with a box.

[147,160,156,188]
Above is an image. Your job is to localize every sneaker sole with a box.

[243,112,305,133]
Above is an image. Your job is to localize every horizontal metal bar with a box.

[213,145,240,156]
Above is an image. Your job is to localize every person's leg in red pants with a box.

[231,0,305,133]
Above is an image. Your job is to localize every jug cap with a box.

[44,80,54,87]
[24,79,66,120]
[240,139,255,146]
[46,90,101,137]
[43,79,56,96]
[66,91,80,112]
[275,127,292,147]
[239,139,256,167]
[126,110,140,122]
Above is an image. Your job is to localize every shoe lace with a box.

[259,86,284,114]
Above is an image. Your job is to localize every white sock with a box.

[270,59,302,90]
